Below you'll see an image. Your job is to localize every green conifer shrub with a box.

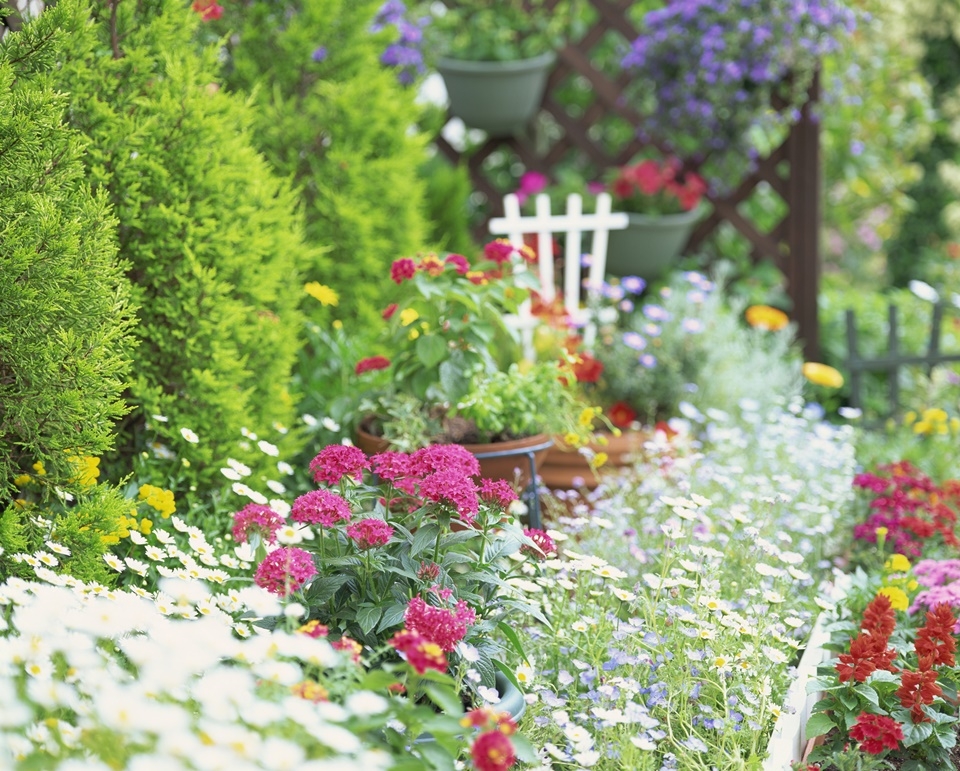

[52,0,314,502]
[213,0,430,326]
[0,3,134,498]
[0,2,135,583]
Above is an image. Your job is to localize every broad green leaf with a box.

[411,523,441,557]
[902,720,935,747]
[853,683,880,708]
[426,684,464,716]
[512,735,539,764]
[356,605,383,635]
[804,712,836,739]
[415,334,448,368]
[413,740,456,771]
[377,602,408,633]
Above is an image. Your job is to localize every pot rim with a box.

[436,50,557,73]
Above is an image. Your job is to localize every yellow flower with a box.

[884,554,911,573]
[563,432,582,448]
[333,320,343,330]
[590,452,608,469]
[904,410,917,426]
[138,484,176,518]
[745,305,789,331]
[877,586,909,611]
[68,455,100,488]
[578,407,596,427]
[12,474,31,487]
[139,518,153,535]
[32,461,46,476]
[802,362,844,389]
[408,329,420,341]
[399,308,419,327]
[304,282,339,307]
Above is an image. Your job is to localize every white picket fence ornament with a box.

[488,192,629,358]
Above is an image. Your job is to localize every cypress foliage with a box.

[0,1,135,583]
[52,0,314,501]
[215,0,430,326]
[0,2,135,497]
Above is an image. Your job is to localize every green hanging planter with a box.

[604,207,703,280]
[436,51,556,137]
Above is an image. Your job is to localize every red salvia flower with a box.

[914,603,957,668]
[896,668,942,723]
[848,712,903,754]
[835,633,897,683]
[860,593,896,641]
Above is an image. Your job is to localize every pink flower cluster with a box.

[346,518,394,549]
[912,559,960,630]
[254,547,317,596]
[522,528,557,559]
[232,503,284,545]
[310,445,370,486]
[405,596,477,652]
[292,488,352,527]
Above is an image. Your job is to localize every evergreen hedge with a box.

[52,0,314,501]
[213,0,430,326]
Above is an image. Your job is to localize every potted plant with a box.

[351,239,603,489]
[619,0,856,186]
[235,441,557,734]
[603,156,708,279]
[423,0,573,136]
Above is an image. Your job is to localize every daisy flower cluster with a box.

[518,397,857,769]
[0,576,481,769]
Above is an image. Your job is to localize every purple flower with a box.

[642,304,671,322]
[311,46,328,63]
[682,318,704,333]
[622,332,647,350]
[639,353,657,368]
[621,275,647,294]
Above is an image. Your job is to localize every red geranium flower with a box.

[849,712,903,754]
[608,401,637,429]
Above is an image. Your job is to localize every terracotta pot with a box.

[354,426,553,489]
[538,429,646,491]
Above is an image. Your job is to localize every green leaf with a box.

[805,712,836,739]
[361,669,403,691]
[356,605,383,635]
[415,334,448,369]
[902,720,935,747]
[836,688,858,711]
[303,574,350,604]
[413,740,457,771]
[426,684,464,717]
[853,683,880,709]
[377,602,408,633]
[493,659,522,692]
[937,724,958,749]
[511,735,539,764]
[496,620,529,663]
[805,677,834,694]
[411,523,441,557]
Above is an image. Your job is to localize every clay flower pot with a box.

[538,429,647,491]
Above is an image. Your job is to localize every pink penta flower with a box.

[479,479,518,508]
[390,257,417,284]
[409,444,480,477]
[254,547,316,596]
[405,596,476,652]
[346,518,394,549]
[445,254,470,274]
[355,355,390,375]
[232,503,284,545]
[291,489,352,527]
[418,469,479,523]
[310,445,369,486]
[522,528,557,559]
[371,451,411,482]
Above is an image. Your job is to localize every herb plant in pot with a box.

[604,155,708,280]
[353,239,602,490]
[424,0,572,136]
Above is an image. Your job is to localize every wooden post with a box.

[786,71,822,362]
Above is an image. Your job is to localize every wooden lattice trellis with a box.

[433,0,822,361]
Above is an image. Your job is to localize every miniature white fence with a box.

[488,192,629,358]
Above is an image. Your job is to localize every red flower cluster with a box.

[896,668,942,723]
[464,708,519,771]
[852,461,960,556]
[610,157,707,213]
[390,257,417,284]
[310,445,370,486]
[914,603,957,667]
[608,400,638,429]
[191,0,223,21]
[479,478,518,508]
[835,594,898,683]
[254,546,317,596]
[355,355,391,375]
[389,628,447,674]
[569,352,604,384]
[484,239,536,266]
[331,636,363,664]
[849,712,903,754]
[345,518,394,550]
[405,596,477,652]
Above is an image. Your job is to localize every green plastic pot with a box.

[436,51,556,137]
[604,207,703,280]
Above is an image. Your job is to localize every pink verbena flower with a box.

[405,596,476,652]
[389,628,447,674]
[346,518,394,549]
[390,258,417,284]
[479,478,518,508]
[310,445,370,486]
[445,254,471,274]
[483,239,516,266]
[418,469,479,523]
[409,444,481,477]
[292,489,352,527]
[522,528,556,559]
[232,503,284,545]
[254,547,317,596]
